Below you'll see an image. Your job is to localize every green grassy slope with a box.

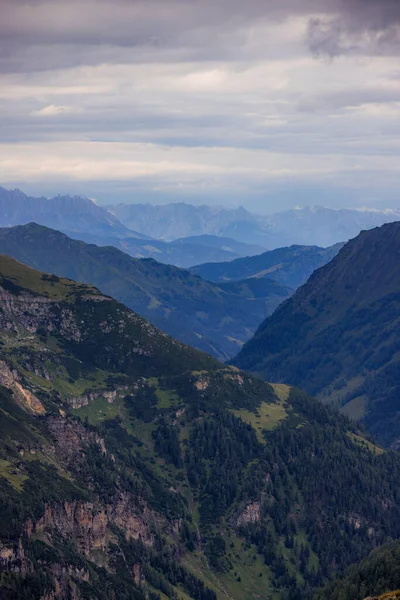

[233,222,400,448]
[0,224,292,360]
[2,257,400,600]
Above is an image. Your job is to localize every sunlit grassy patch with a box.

[233,387,289,442]
[0,459,27,490]
[347,432,384,456]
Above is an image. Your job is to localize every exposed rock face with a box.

[25,495,154,559]
[236,501,261,527]
[194,375,209,391]
[67,389,117,409]
[30,503,109,556]
[14,382,46,414]
[41,564,88,600]
[46,416,106,461]
[0,285,99,343]
[0,359,45,415]
[0,539,27,574]
[111,492,155,545]
[132,563,143,586]
[0,360,20,388]
[0,287,55,334]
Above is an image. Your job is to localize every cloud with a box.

[1,0,400,211]
[306,0,400,57]
[31,104,81,116]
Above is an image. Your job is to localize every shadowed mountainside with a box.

[233,222,400,448]
[0,223,292,360]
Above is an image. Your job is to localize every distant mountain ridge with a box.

[68,231,264,268]
[191,243,344,289]
[0,185,144,240]
[172,234,265,257]
[0,223,292,360]
[233,222,400,448]
[0,187,265,268]
[108,202,400,248]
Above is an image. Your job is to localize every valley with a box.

[3,0,400,596]
[1,255,400,600]
[0,223,292,360]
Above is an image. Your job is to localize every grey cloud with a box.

[297,86,400,112]
[307,0,400,57]
[2,0,400,75]
[0,0,317,73]
[2,0,400,212]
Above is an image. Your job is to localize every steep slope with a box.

[313,541,400,600]
[191,244,343,289]
[0,186,143,240]
[0,224,292,360]
[233,222,400,447]
[2,257,400,600]
[109,202,400,248]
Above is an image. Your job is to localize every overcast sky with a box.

[1,0,400,211]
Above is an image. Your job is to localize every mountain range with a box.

[233,222,400,448]
[2,186,400,267]
[68,232,265,269]
[0,188,264,269]
[191,243,344,290]
[0,186,143,240]
[109,202,400,248]
[2,255,400,600]
[0,224,292,360]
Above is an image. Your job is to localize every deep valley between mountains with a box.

[1,223,400,600]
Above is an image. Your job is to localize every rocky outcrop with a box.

[132,563,144,586]
[194,375,209,391]
[0,539,27,574]
[111,492,155,545]
[46,416,106,461]
[236,501,261,527]
[0,286,55,334]
[28,503,109,557]
[67,389,117,409]
[40,564,88,600]
[0,285,88,342]
[25,495,154,560]
[0,359,45,415]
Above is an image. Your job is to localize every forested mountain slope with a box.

[2,257,400,599]
[313,541,400,600]
[233,222,400,448]
[0,224,292,360]
[191,244,343,289]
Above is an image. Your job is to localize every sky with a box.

[1,0,400,211]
